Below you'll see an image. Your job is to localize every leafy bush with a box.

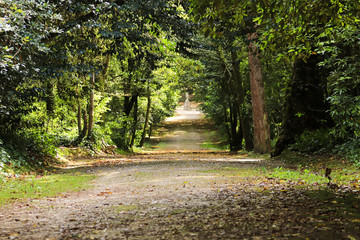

[332,138,360,167]
[0,132,57,174]
[290,129,334,154]
[0,140,12,174]
[290,129,360,167]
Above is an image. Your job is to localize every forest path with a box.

[0,105,359,239]
[144,105,218,152]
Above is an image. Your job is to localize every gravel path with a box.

[1,106,359,239]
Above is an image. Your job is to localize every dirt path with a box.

[146,106,215,152]
[0,106,359,239]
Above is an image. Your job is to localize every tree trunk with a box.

[223,105,232,143]
[229,102,243,151]
[81,108,88,138]
[217,47,244,151]
[248,40,271,154]
[129,96,138,148]
[124,95,137,117]
[230,51,254,151]
[240,117,254,151]
[87,73,95,139]
[272,55,332,157]
[45,80,55,116]
[99,54,111,126]
[139,80,151,147]
[77,99,82,135]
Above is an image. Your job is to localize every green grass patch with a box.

[268,167,328,184]
[0,173,95,206]
[200,141,227,151]
[201,166,262,178]
[201,130,228,151]
[271,152,360,187]
[113,204,139,212]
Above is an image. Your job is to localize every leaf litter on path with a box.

[0,106,359,239]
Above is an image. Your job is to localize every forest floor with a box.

[1,105,360,239]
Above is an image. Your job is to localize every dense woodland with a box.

[1,0,360,173]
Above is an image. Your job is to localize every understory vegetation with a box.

[1,0,360,175]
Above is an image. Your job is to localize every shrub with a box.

[290,129,334,154]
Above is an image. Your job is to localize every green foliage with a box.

[333,139,360,167]
[0,0,61,132]
[0,132,56,175]
[0,0,193,167]
[291,129,334,154]
[321,27,360,138]
[1,0,360,170]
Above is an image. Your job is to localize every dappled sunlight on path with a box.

[147,104,218,152]
[165,106,204,122]
[3,105,358,240]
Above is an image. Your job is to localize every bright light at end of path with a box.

[165,108,205,122]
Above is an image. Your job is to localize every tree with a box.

[189,0,271,153]
[0,0,61,134]
[190,0,360,156]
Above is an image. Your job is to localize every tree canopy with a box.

[1,0,360,173]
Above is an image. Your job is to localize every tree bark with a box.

[81,108,88,138]
[139,80,151,147]
[223,105,232,144]
[129,96,138,148]
[229,101,243,151]
[45,80,55,115]
[248,39,271,154]
[217,48,244,151]
[124,95,138,117]
[87,73,95,139]
[272,55,332,157]
[77,99,82,135]
[230,51,254,151]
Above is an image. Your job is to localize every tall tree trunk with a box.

[272,55,332,157]
[229,102,243,151]
[87,73,95,139]
[99,54,111,127]
[81,108,88,138]
[223,104,232,143]
[45,80,55,116]
[124,95,138,117]
[77,99,82,135]
[230,51,254,151]
[240,117,253,151]
[217,47,244,151]
[248,39,271,154]
[139,80,151,147]
[130,96,138,148]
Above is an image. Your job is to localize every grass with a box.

[200,130,228,151]
[268,166,328,184]
[200,141,227,151]
[201,166,263,178]
[268,151,360,188]
[113,204,139,212]
[0,172,95,206]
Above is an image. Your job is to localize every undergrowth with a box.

[270,152,360,188]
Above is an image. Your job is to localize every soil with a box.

[0,106,359,239]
